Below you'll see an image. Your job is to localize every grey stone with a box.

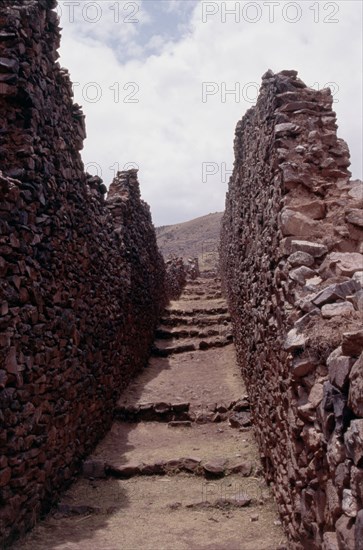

[352,271,363,288]
[287,251,315,267]
[308,381,324,408]
[355,509,363,550]
[289,266,316,285]
[283,328,308,351]
[321,301,354,318]
[344,420,363,466]
[327,347,354,390]
[288,239,328,258]
[348,181,363,202]
[348,353,363,416]
[320,252,363,277]
[353,289,363,312]
[342,488,357,518]
[275,122,300,137]
[322,531,339,550]
[335,515,355,550]
[312,280,360,307]
[346,208,363,227]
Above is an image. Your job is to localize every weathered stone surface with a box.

[275,122,300,137]
[322,531,339,550]
[292,356,316,377]
[226,459,252,476]
[289,266,316,285]
[281,209,317,237]
[355,509,363,550]
[288,200,326,220]
[285,239,328,258]
[342,489,358,518]
[353,271,363,288]
[308,381,325,408]
[287,251,315,267]
[312,280,360,307]
[327,347,354,390]
[321,301,354,318]
[344,420,363,466]
[203,459,226,477]
[284,328,308,351]
[348,180,363,202]
[321,252,363,277]
[353,289,363,312]
[335,514,355,550]
[348,353,363,417]
[180,457,201,472]
[342,330,363,357]
[346,208,363,228]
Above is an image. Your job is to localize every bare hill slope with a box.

[156,212,223,271]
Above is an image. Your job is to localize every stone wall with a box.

[0,0,165,544]
[164,257,187,301]
[220,70,363,549]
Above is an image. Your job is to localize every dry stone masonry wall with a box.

[0,0,165,544]
[220,70,363,550]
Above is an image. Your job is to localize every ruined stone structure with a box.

[220,70,363,549]
[164,257,187,301]
[0,0,165,544]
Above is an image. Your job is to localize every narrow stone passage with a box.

[14,278,287,550]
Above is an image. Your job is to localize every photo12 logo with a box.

[202,163,233,184]
[85,161,139,181]
[72,82,140,104]
[202,82,259,104]
[56,1,140,24]
[201,1,340,24]
[201,81,339,104]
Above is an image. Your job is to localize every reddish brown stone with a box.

[203,459,226,477]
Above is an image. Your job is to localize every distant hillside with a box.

[156,212,223,272]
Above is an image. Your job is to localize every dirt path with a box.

[13,278,287,550]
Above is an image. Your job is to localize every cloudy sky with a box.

[57,0,362,226]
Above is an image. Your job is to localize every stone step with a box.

[179,292,223,302]
[85,455,255,480]
[82,420,256,481]
[151,335,233,356]
[163,305,229,317]
[117,347,245,412]
[155,325,231,340]
[114,398,250,424]
[159,313,231,326]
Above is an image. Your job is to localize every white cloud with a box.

[58,0,362,226]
